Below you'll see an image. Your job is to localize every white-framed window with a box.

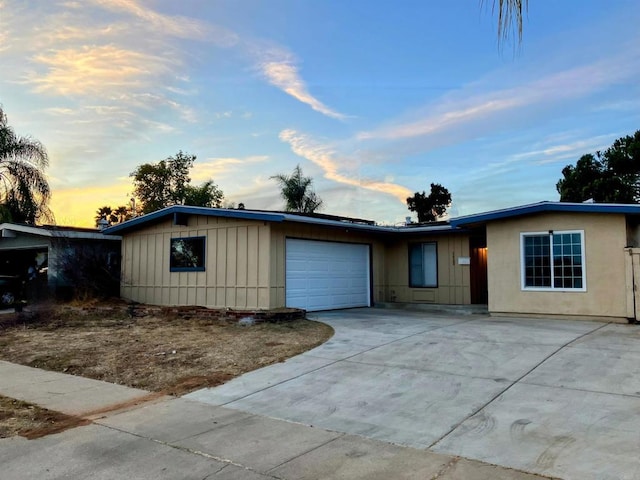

[409,242,438,287]
[520,230,586,291]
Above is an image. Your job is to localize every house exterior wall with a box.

[385,233,471,304]
[486,212,628,320]
[120,215,272,309]
[269,223,387,307]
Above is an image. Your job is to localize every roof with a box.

[0,223,122,241]
[102,205,461,235]
[450,201,640,228]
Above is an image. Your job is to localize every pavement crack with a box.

[427,321,611,449]
[429,456,460,479]
[95,422,279,478]
[266,433,346,473]
[218,318,475,407]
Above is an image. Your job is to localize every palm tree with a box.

[113,205,131,224]
[0,107,52,224]
[488,0,528,44]
[271,165,323,214]
[95,206,116,226]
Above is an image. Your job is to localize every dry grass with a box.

[0,304,334,438]
[0,395,90,439]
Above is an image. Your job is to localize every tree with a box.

[487,0,528,44]
[95,204,136,227]
[406,183,452,223]
[95,206,116,226]
[130,151,224,214]
[0,107,52,224]
[183,180,224,208]
[557,130,640,203]
[271,164,323,213]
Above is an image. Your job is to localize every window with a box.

[521,231,585,291]
[409,242,438,287]
[170,236,205,272]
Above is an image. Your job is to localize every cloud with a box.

[191,156,269,182]
[279,129,412,203]
[260,61,346,120]
[27,45,174,96]
[356,52,640,143]
[89,0,238,45]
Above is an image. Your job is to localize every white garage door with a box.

[286,239,371,311]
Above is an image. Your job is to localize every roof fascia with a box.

[451,202,640,227]
[103,206,286,235]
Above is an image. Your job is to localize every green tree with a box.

[131,151,224,214]
[271,164,323,213]
[183,180,224,208]
[0,107,52,224]
[407,183,452,223]
[557,130,640,203]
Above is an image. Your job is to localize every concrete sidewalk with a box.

[0,361,551,480]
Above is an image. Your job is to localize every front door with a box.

[470,235,488,305]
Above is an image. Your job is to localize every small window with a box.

[409,242,438,287]
[170,236,205,272]
[521,230,585,291]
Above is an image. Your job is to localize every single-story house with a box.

[0,223,122,300]
[103,201,640,323]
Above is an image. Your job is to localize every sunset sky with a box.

[1,1,639,227]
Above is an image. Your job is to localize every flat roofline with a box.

[450,201,640,227]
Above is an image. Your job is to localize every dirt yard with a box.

[0,395,90,439]
[0,304,333,438]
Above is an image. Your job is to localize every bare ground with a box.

[0,304,334,438]
[0,395,90,439]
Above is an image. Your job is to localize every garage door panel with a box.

[286,239,371,311]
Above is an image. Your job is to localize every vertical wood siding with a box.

[384,233,471,305]
[120,216,271,309]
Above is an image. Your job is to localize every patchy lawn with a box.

[0,304,333,438]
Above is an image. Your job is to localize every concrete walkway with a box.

[0,361,549,479]
[187,309,640,480]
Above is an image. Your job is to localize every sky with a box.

[1,0,639,227]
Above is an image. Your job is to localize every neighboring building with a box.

[0,223,122,301]
[104,202,640,323]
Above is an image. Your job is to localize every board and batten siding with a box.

[120,216,272,309]
[269,223,386,308]
[385,233,471,305]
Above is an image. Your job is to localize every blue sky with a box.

[1,0,639,227]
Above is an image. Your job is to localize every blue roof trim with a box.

[103,205,285,234]
[450,201,640,227]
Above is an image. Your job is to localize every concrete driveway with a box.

[187,308,640,480]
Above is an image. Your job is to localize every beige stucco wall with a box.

[487,212,628,320]
[269,222,387,307]
[121,215,272,309]
[385,233,471,305]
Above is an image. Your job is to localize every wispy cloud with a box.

[28,45,173,96]
[191,156,269,182]
[357,52,640,142]
[260,61,346,120]
[279,129,412,203]
[89,0,238,45]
